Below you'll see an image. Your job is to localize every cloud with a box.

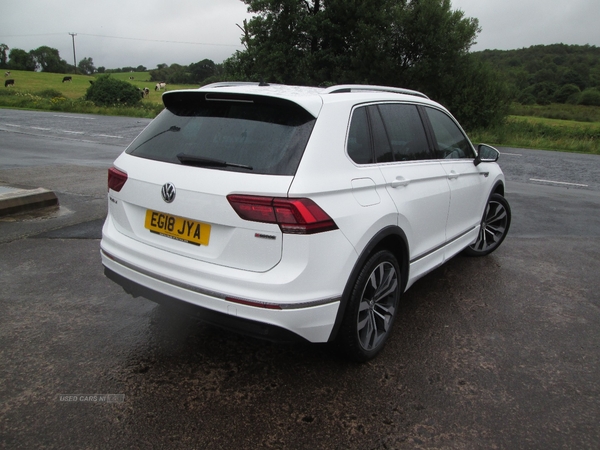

[454,0,600,50]
[1,0,598,69]
[0,0,250,68]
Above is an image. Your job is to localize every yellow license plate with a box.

[144,210,211,246]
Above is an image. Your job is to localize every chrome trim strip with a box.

[102,250,340,310]
[409,225,478,264]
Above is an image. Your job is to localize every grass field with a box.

[469,113,600,154]
[1,70,197,105]
[3,70,95,99]
[0,70,200,117]
[1,71,599,154]
[511,103,600,123]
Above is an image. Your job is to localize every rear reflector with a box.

[227,195,338,234]
[225,296,282,310]
[108,167,128,192]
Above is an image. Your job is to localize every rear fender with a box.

[328,225,409,342]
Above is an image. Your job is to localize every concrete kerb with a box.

[0,186,59,217]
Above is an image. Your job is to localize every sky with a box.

[1,0,599,71]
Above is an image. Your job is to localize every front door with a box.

[423,107,487,242]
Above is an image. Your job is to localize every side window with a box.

[377,104,432,161]
[425,107,475,159]
[347,107,373,164]
[369,106,394,163]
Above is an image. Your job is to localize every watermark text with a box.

[57,394,125,403]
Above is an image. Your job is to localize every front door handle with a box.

[447,170,459,180]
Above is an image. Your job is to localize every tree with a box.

[521,81,558,105]
[149,64,170,82]
[0,43,8,68]
[437,54,510,130]
[560,69,587,90]
[30,46,69,73]
[8,48,36,71]
[85,75,141,106]
[166,63,190,84]
[554,84,580,104]
[78,57,96,75]
[578,89,600,106]
[189,59,217,83]
[225,0,507,127]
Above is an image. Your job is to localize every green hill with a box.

[474,44,600,105]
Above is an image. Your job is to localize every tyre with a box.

[463,193,511,257]
[338,250,401,362]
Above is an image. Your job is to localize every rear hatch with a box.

[108,90,317,272]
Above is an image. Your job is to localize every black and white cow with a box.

[4,71,10,77]
[155,82,166,91]
[5,79,14,87]
[62,76,72,83]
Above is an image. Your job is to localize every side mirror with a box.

[474,144,500,166]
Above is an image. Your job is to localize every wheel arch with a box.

[492,180,505,197]
[328,225,409,343]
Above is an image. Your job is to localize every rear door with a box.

[359,103,451,261]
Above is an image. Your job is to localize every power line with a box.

[0,32,242,48]
[79,33,241,47]
[0,33,66,38]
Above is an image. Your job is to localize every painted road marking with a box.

[53,114,96,120]
[530,178,589,187]
[91,134,124,139]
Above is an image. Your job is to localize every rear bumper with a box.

[100,211,356,342]
[101,249,341,342]
[104,266,307,342]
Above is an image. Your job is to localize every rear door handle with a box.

[447,170,459,180]
[391,176,410,188]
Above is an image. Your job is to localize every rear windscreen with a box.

[126,92,316,175]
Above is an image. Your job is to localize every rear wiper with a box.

[176,153,253,170]
[132,125,180,151]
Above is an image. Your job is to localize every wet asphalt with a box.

[1,110,599,449]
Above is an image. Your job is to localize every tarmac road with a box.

[1,110,599,449]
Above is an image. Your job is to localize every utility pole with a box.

[69,33,77,73]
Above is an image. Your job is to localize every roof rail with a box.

[200,81,264,89]
[324,84,429,99]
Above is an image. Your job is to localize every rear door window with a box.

[347,107,373,164]
[376,104,432,162]
[126,92,316,175]
[346,103,432,164]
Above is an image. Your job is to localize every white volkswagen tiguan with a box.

[101,83,510,361]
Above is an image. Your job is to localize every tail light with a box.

[227,195,338,235]
[108,167,128,192]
